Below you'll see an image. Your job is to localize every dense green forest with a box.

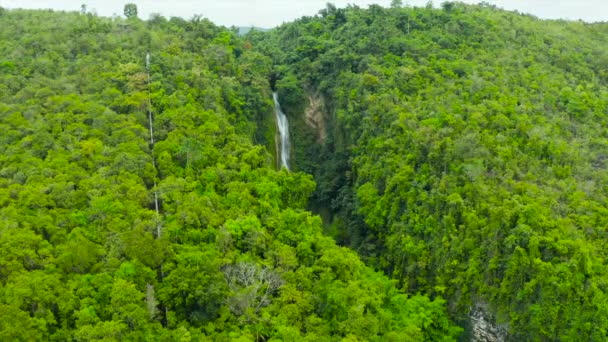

[0,5,460,341]
[250,2,608,340]
[1,2,608,341]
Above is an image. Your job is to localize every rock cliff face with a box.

[304,94,326,144]
[469,305,508,342]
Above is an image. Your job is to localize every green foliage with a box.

[124,3,138,19]
[253,2,608,340]
[0,6,459,341]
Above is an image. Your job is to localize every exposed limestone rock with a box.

[469,305,508,342]
[304,94,326,143]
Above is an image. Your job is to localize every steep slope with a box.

[250,2,608,340]
[0,7,460,341]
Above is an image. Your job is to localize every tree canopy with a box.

[0,6,461,341]
[250,2,608,340]
[3,2,608,340]
[124,3,138,19]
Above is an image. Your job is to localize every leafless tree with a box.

[145,284,158,320]
[222,262,283,318]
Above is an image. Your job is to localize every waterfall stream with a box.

[273,92,290,170]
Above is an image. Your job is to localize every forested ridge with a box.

[1,2,607,341]
[0,5,460,341]
[251,2,608,341]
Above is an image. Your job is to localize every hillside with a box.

[2,2,608,341]
[250,2,608,340]
[0,7,459,341]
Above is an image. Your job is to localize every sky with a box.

[0,0,605,27]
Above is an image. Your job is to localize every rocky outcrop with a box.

[304,94,326,144]
[469,305,508,342]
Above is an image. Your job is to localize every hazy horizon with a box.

[0,0,605,27]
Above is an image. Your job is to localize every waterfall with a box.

[273,92,290,170]
[146,52,160,238]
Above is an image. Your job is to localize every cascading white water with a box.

[273,92,290,170]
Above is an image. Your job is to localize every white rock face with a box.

[469,305,507,342]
